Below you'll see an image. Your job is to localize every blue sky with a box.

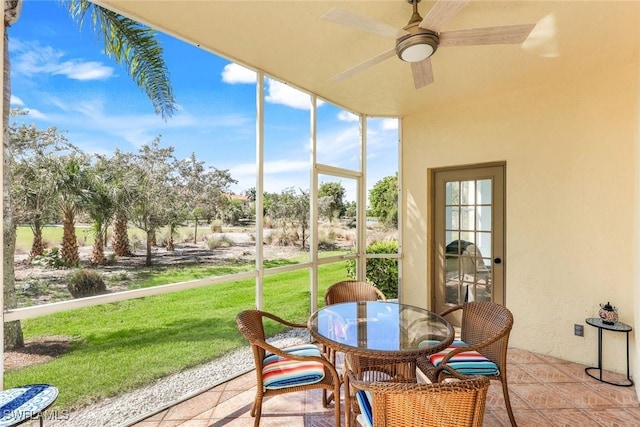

[8,0,399,202]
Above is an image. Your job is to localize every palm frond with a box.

[67,0,176,120]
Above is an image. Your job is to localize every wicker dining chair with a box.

[236,310,341,427]
[416,301,516,426]
[322,280,388,423]
[324,280,387,306]
[322,280,387,368]
[346,368,490,427]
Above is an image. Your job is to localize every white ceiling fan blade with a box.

[332,48,396,82]
[420,0,470,33]
[439,24,536,46]
[322,8,408,39]
[411,58,434,89]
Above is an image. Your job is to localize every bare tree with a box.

[128,137,178,266]
[8,120,71,257]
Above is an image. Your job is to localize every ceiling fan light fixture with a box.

[396,31,439,63]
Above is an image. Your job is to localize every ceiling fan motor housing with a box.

[396,26,439,62]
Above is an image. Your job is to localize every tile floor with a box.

[130,348,639,426]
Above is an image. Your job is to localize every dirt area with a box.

[7,230,327,367]
[13,232,306,305]
[5,335,73,371]
[8,231,307,370]
[7,226,391,370]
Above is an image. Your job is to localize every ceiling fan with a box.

[322,0,536,89]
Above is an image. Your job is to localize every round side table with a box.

[0,384,58,427]
[584,318,633,387]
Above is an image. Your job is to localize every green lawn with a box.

[14,225,206,254]
[5,261,347,411]
[15,226,93,254]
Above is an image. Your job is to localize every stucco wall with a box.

[401,60,638,371]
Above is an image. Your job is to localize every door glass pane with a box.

[460,181,475,205]
[461,207,475,230]
[445,207,459,229]
[476,179,492,204]
[445,231,459,246]
[460,231,475,243]
[446,181,459,204]
[476,206,491,231]
[445,261,461,305]
[476,232,492,258]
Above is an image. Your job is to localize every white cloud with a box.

[11,40,114,81]
[221,63,324,111]
[338,111,359,122]
[22,108,48,120]
[265,79,325,110]
[53,60,113,80]
[10,93,49,119]
[229,158,311,194]
[221,63,256,84]
[316,126,360,157]
[231,159,308,176]
[10,95,24,106]
[380,118,398,130]
[24,93,257,154]
[264,159,309,175]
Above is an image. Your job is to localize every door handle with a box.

[494,257,502,264]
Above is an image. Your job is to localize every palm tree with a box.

[85,156,116,265]
[3,0,176,349]
[109,150,136,257]
[51,153,90,268]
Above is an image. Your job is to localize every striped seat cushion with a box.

[428,340,499,376]
[355,390,373,427]
[262,344,326,390]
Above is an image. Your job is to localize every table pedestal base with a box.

[584,318,634,388]
[585,367,633,387]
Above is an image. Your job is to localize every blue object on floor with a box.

[0,384,58,427]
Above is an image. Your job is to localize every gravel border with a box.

[49,328,310,427]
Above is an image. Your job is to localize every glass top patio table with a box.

[308,301,454,362]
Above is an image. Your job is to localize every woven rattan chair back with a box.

[417,301,516,426]
[458,301,513,366]
[324,280,386,305]
[348,369,490,427]
[236,310,341,427]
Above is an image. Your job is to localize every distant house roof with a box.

[227,193,249,202]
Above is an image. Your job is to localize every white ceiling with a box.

[96,1,639,117]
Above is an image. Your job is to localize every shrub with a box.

[210,220,223,233]
[182,231,195,243]
[130,235,143,253]
[106,253,117,265]
[270,230,299,247]
[206,235,234,249]
[31,247,64,268]
[18,279,51,299]
[347,240,399,298]
[67,269,107,298]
